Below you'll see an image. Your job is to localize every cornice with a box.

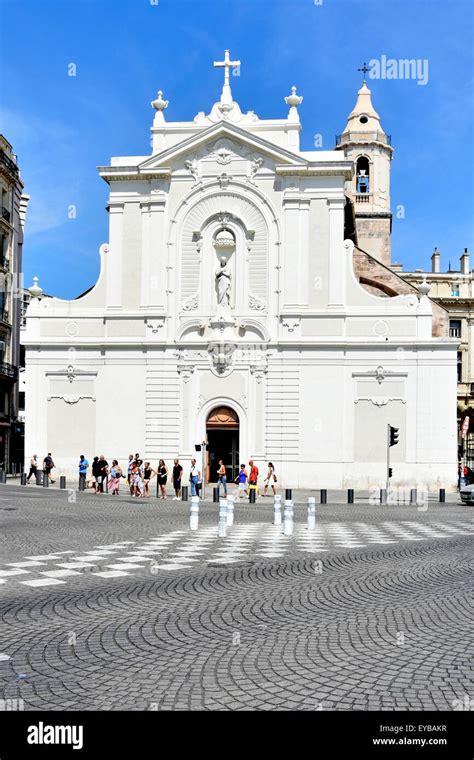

[276,163,352,179]
[22,337,457,350]
[98,167,172,183]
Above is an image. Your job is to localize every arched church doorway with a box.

[206,406,239,484]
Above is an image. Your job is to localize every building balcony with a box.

[0,362,18,380]
[0,149,19,181]
[336,131,392,147]
[354,192,373,204]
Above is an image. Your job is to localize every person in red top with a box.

[248,460,259,497]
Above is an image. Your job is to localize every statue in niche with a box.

[215,256,232,307]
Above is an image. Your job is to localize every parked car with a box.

[459,484,474,505]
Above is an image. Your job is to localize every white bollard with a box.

[226,494,235,527]
[273,494,282,525]
[218,498,228,538]
[283,499,294,536]
[307,496,316,530]
[190,495,200,530]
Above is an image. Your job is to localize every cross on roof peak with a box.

[213,49,241,108]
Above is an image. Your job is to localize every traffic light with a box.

[388,468,393,478]
[389,426,399,447]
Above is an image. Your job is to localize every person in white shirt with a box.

[27,454,38,483]
[189,458,201,497]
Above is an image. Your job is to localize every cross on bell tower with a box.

[214,49,240,110]
[357,62,371,82]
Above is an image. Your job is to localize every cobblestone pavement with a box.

[0,484,472,711]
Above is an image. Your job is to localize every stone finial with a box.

[28,276,43,299]
[418,277,431,298]
[285,85,303,109]
[151,90,169,111]
[285,86,303,123]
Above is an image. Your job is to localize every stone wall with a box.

[354,216,392,267]
[353,247,449,337]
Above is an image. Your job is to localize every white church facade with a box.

[23,53,458,488]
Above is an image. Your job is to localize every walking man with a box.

[26,454,38,483]
[43,453,55,484]
[97,455,109,493]
[172,458,183,500]
[78,454,89,491]
[189,458,200,497]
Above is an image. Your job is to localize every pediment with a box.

[138,122,306,172]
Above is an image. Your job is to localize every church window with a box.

[451,283,460,297]
[356,156,370,193]
[359,115,369,124]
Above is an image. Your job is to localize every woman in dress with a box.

[108,460,122,496]
[263,462,278,497]
[143,462,157,498]
[157,459,169,499]
[130,460,143,498]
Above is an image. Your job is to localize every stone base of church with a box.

[24,343,458,494]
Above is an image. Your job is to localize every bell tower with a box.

[336,68,393,265]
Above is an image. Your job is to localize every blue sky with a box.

[1,0,473,299]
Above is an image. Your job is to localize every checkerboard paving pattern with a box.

[1,520,473,590]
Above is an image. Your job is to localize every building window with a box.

[451,283,460,297]
[0,189,9,221]
[0,233,7,266]
[449,319,462,338]
[0,391,7,417]
[356,156,370,193]
[457,351,463,382]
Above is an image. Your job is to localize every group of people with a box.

[80,456,279,499]
[26,452,279,500]
[26,453,55,483]
[218,460,278,499]
[78,454,184,499]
